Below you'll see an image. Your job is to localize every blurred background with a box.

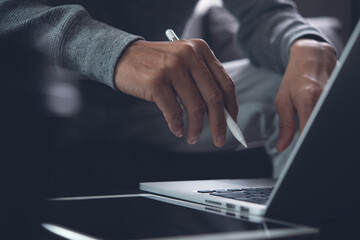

[294,0,360,43]
[183,0,360,62]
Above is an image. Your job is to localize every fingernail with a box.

[188,136,199,145]
[216,134,226,147]
[174,130,184,138]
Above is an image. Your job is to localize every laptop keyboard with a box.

[197,187,273,205]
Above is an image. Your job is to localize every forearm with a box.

[0,0,142,88]
[223,0,332,73]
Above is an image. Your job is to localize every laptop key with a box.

[199,187,272,205]
[233,197,268,204]
[197,190,215,193]
[211,192,249,199]
[210,192,238,197]
[213,189,229,193]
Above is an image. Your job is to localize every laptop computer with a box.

[140,20,360,220]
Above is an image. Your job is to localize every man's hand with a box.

[275,39,337,152]
[115,39,238,147]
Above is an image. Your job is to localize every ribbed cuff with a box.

[280,23,334,69]
[60,11,143,88]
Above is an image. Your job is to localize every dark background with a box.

[294,0,360,43]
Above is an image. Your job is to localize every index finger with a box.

[188,58,227,147]
[194,39,239,121]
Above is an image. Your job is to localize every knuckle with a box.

[207,90,224,107]
[180,41,196,57]
[279,123,292,131]
[193,39,215,57]
[213,120,227,133]
[190,102,206,120]
[307,86,323,97]
[147,73,165,89]
[192,38,209,49]
[166,109,183,123]
[299,86,323,106]
[278,120,295,134]
[223,75,236,92]
[278,125,291,137]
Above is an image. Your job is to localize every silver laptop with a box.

[141,20,360,220]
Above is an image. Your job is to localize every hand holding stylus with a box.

[114,29,244,147]
[166,29,247,148]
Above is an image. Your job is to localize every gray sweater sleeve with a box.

[0,0,143,88]
[223,0,330,73]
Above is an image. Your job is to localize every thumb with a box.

[275,99,297,152]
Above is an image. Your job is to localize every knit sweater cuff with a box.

[280,24,334,70]
[61,11,143,88]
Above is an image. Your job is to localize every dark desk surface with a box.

[295,215,360,240]
[41,193,319,240]
[39,191,360,240]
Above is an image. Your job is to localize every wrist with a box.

[290,39,336,58]
[114,40,145,90]
[289,39,337,76]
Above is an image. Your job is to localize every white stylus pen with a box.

[165,29,248,148]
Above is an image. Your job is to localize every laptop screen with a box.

[266,20,360,219]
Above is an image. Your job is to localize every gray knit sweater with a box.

[0,0,327,89]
